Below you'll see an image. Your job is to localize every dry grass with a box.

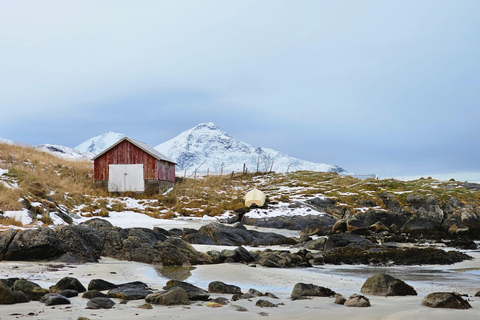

[0,217,23,227]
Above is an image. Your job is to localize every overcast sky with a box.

[1,1,479,180]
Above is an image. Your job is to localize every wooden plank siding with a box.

[94,140,175,183]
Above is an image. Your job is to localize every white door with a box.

[108,164,145,192]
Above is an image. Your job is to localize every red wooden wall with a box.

[94,140,175,183]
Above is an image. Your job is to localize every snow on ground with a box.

[3,209,36,226]
[244,202,326,219]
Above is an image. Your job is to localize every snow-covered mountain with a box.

[155,122,345,174]
[75,132,126,155]
[35,144,94,160]
[0,137,15,145]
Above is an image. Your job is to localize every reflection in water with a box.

[156,265,197,281]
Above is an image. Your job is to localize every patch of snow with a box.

[244,203,326,219]
[3,209,32,225]
[35,144,94,160]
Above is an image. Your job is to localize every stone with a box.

[86,297,115,309]
[324,233,374,251]
[12,279,49,301]
[265,292,279,299]
[344,294,370,307]
[145,287,190,305]
[138,303,153,309]
[0,280,15,304]
[255,299,278,307]
[448,223,469,234]
[59,289,79,298]
[213,297,230,305]
[475,291,480,297]
[304,238,327,251]
[360,274,417,296]
[291,283,335,300]
[208,281,242,294]
[13,291,29,303]
[422,292,471,309]
[87,279,118,291]
[346,219,369,235]
[163,280,209,301]
[108,282,152,300]
[231,305,248,311]
[40,293,71,306]
[232,293,254,301]
[334,293,346,305]
[332,219,347,233]
[50,277,86,293]
[82,290,108,299]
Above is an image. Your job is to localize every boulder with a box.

[448,223,469,234]
[333,293,346,305]
[475,291,480,297]
[324,233,374,251]
[145,287,190,305]
[344,294,370,307]
[86,297,115,309]
[346,219,369,235]
[231,305,248,311]
[0,280,15,304]
[291,283,335,300]
[304,238,327,251]
[360,274,417,296]
[255,299,278,307]
[213,297,230,305]
[208,281,242,294]
[82,290,108,299]
[163,280,209,301]
[108,282,152,300]
[422,292,471,309]
[332,219,347,233]
[13,291,29,303]
[242,214,337,231]
[50,276,86,293]
[40,293,71,306]
[58,289,79,298]
[12,279,49,301]
[88,279,118,291]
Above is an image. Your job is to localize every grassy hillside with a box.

[1,143,479,227]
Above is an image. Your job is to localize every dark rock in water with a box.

[50,276,86,293]
[108,282,152,300]
[58,289,79,298]
[0,280,15,304]
[334,293,346,305]
[82,290,108,299]
[88,279,118,291]
[422,292,471,309]
[344,294,370,307]
[40,293,71,306]
[324,233,374,251]
[243,214,337,231]
[324,246,472,265]
[12,279,48,301]
[213,297,230,305]
[163,280,209,301]
[145,287,190,305]
[360,274,417,296]
[86,297,115,309]
[208,281,242,294]
[255,299,278,307]
[193,222,296,247]
[291,283,335,300]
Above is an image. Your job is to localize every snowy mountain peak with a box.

[155,123,345,174]
[75,132,126,155]
[35,144,94,160]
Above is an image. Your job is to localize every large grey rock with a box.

[208,281,242,294]
[40,293,71,306]
[324,233,374,251]
[243,214,337,231]
[12,279,49,301]
[87,279,118,291]
[86,297,115,309]
[360,274,417,296]
[82,290,108,299]
[50,276,86,293]
[145,287,190,305]
[422,292,471,309]
[163,280,209,301]
[344,294,370,307]
[291,283,335,300]
[107,282,152,300]
[0,280,15,304]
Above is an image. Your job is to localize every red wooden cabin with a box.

[93,137,175,193]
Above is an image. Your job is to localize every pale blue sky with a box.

[1,1,479,179]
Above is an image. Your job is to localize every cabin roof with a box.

[92,137,176,164]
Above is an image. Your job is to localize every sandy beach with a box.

[1,247,479,320]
